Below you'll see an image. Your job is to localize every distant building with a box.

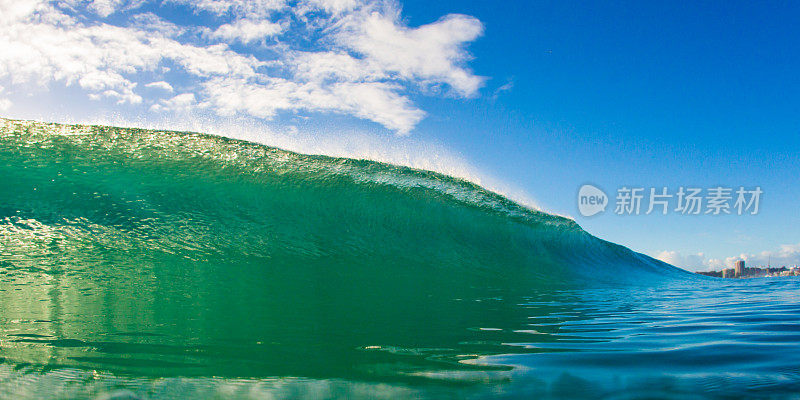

[735,260,745,277]
[698,263,798,279]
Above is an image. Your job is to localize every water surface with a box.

[1,118,797,399]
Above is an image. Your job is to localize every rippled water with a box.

[479,278,800,399]
[2,277,799,399]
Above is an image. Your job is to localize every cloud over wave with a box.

[0,0,485,134]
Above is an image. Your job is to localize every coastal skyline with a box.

[1,0,799,271]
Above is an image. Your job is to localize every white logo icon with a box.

[578,184,608,216]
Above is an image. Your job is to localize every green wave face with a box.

[0,118,689,381]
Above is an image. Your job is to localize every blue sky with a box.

[1,0,799,270]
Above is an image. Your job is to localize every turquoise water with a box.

[0,118,798,399]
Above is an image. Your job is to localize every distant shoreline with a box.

[697,266,800,279]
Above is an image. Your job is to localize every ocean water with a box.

[0,118,798,399]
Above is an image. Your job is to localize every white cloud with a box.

[150,92,196,112]
[0,85,10,111]
[656,243,800,271]
[306,0,359,14]
[290,51,385,82]
[0,1,261,106]
[0,1,41,24]
[129,12,185,37]
[90,0,139,17]
[724,244,800,269]
[655,251,723,271]
[145,81,174,92]
[167,0,286,17]
[336,11,485,97]
[200,77,424,133]
[491,78,514,100]
[60,0,147,17]
[0,0,486,134]
[209,19,285,44]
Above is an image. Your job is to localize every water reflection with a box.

[0,249,572,380]
[4,274,800,399]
